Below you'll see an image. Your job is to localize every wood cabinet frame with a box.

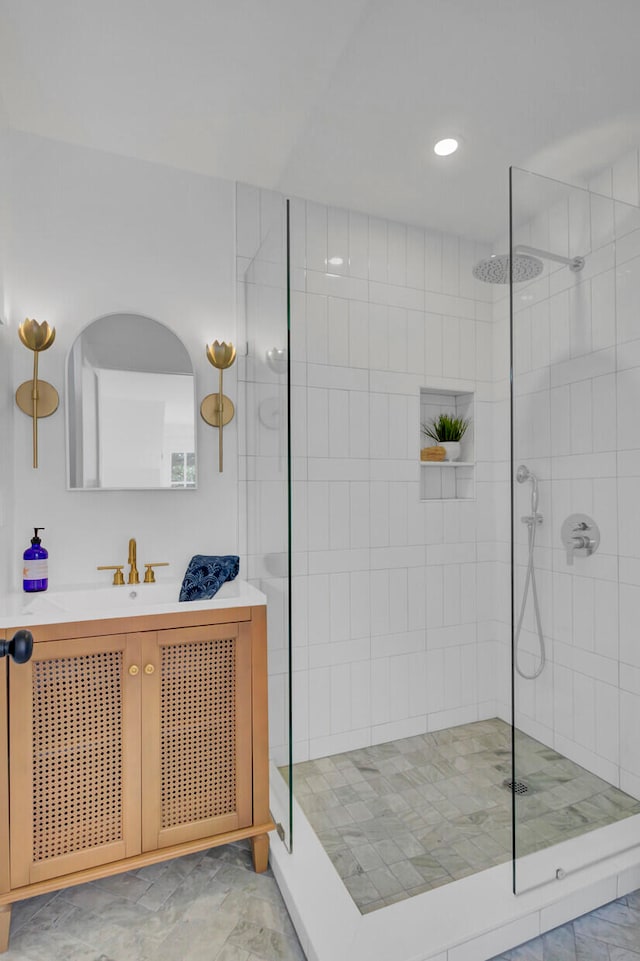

[0,603,273,952]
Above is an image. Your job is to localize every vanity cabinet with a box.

[0,602,273,952]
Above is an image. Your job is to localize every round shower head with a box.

[516,464,531,484]
[472,253,543,285]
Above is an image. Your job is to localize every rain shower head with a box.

[472,253,543,285]
[473,244,586,285]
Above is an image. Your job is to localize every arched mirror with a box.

[67,313,196,489]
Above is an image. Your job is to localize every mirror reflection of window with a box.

[67,314,197,490]
[171,451,196,489]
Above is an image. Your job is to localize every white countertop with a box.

[0,578,266,630]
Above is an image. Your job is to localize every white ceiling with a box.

[2,0,640,241]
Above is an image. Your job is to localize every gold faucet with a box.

[128,538,140,584]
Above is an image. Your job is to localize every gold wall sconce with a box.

[200,340,236,472]
[15,319,59,468]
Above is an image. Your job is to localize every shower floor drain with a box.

[503,779,529,795]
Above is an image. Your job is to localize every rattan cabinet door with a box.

[9,634,142,887]
[139,622,253,852]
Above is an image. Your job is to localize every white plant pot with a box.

[441,441,461,461]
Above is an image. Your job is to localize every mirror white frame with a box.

[66,313,197,490]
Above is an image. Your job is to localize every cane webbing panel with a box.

[161,637,236,829]
[32,651,123,862]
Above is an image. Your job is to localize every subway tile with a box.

[306,268,369,301]
[368,302,389,371]
[306,201,328,272]
[306,292,328,363]
[550,346,616,387]
[308,363,368,391]
[425,230,443,292]
[612,148,640,206]
[369,280,424,311]
[406,226,425,290]
[570,379,593,455]
[387,306,408,371]
[617,366,640,450]
[590,268,616,351]
[327,296,350,366]
[569,280,592,358]
[348,210,369,279]
[616,254,640,344]
[369,217,388,281]
[328,572,351,644]
[348,299,369,368]
[328,390,350,459]
[327,207,349,277]
[307,457,369,481]
[554,637,618,686]
[387,221,407,287]
[329,482,351,550]
[306,548,370,574]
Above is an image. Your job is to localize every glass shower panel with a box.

[510,166,640,892]
[240,199,292,848]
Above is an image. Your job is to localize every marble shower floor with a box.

[291,718,640,914]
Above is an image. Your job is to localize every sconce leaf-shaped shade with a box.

[206,340,236,370]
[16,318,59,469]
[18,319,56,353]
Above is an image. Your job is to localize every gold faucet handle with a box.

[97,565,125,586]
[143,562,170,584]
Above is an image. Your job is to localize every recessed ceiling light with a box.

[326,256,344,266]
[434,138,459,157]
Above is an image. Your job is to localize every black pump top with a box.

[31,527,44,546]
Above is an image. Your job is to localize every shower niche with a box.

[419,387,474,501]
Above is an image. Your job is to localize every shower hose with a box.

[514,515,546,680]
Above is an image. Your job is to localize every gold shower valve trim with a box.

[15,318,59,469]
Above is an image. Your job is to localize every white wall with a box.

[2,131,239,594]
[0,125,14,595]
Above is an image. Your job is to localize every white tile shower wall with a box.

[237,183,505,764]
[501,152,640,797]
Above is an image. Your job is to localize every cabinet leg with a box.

[0,905,11,953]
[251,833,269,873]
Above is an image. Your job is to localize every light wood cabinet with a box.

[0,603,273,952]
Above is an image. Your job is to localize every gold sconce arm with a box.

[200,340,236,472]
[15,318,59,469]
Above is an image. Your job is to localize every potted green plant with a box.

[421,413,470,461]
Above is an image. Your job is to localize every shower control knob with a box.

[561,514,600,566]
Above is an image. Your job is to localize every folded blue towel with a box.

[179,554,239,602]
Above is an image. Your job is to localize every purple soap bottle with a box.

[23,528,48,593]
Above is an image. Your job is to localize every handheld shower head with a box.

[516,464,538,514]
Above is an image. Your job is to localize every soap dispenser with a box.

[23,528,48,593]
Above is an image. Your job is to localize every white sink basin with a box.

[0,578,265,628]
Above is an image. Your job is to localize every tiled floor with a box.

[1,841,306,961]
[5,840,640,960]
[291,718,640,914]
[490,890,640,960]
